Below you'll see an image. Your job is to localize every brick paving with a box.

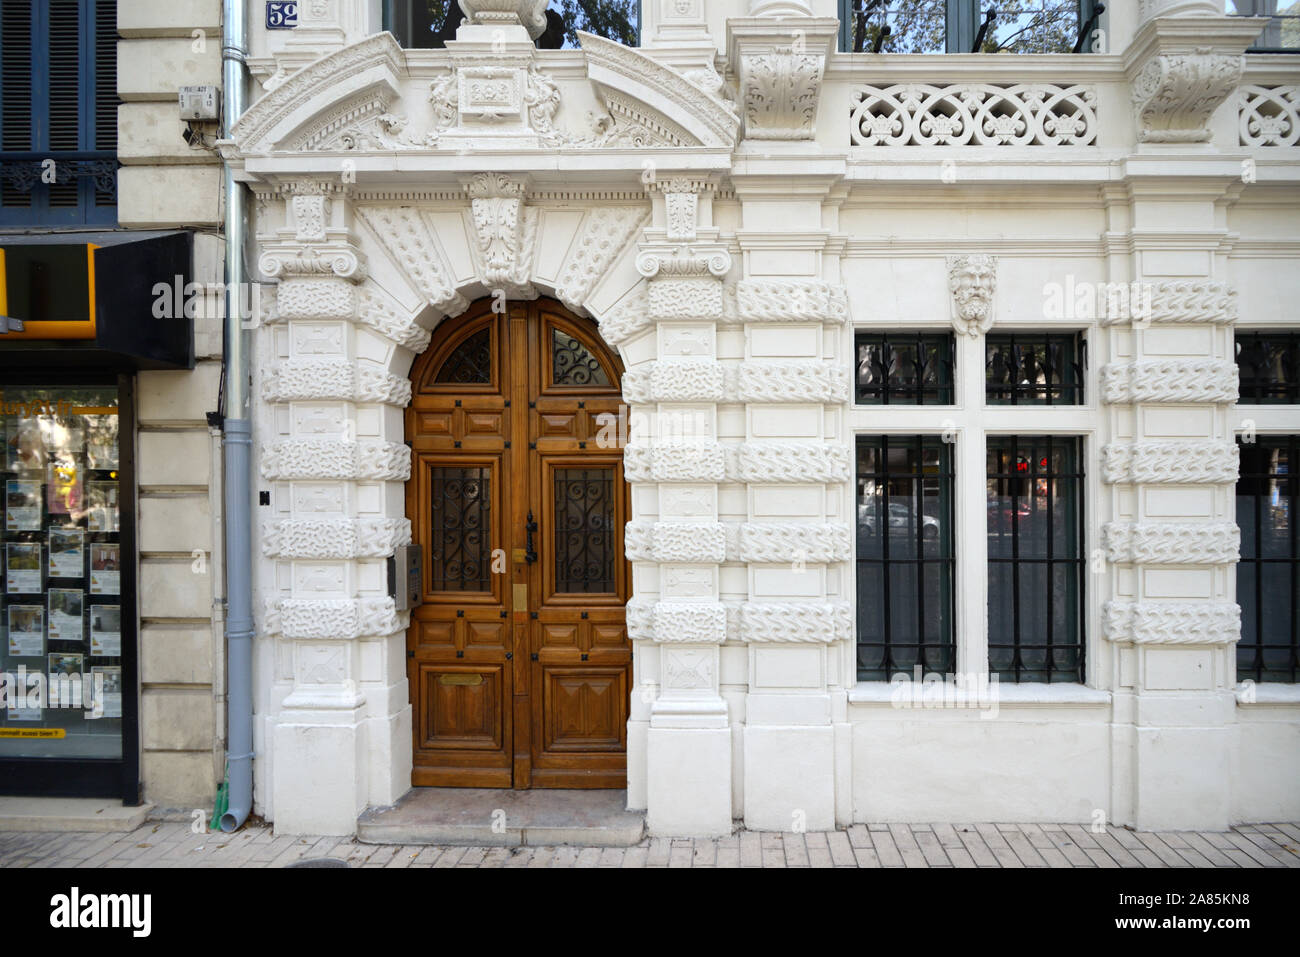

[0,821,1296,868]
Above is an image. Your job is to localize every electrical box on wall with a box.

[178,86,219,122]
[388,545,423,612]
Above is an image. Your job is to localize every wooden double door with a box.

[406,298,631,788]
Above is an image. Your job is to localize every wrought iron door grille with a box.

[1236,332,1300,404]
[855,435,955,680]
[434,327,492,384]
[985,332,1084,405]
[552,329,610,387]
[429,466,491,591]
[986,435,1085,682]
[855,332,955,405]
[1237,436,1300,683]
[554,467,615,593]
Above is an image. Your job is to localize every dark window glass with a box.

[428,466,491,591]
[553,467,615,593]
[1236,332,1300,404]
[1229,1,1300,52]
[839,0,1094,54]
[987,436,1084,682]
[384,0,639,49]
[855,332,954,405]
[434,327,492,384]
[856,435,955,680]
[552,329,610,387]
[1237,437,1299,683]
[986,332,1084,406]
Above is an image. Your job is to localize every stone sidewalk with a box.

[1,820,1297,868]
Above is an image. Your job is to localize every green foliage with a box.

[556,1,639,47]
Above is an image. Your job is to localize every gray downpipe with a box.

[220,0,253,833]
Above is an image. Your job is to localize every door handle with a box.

[525,510,538,564]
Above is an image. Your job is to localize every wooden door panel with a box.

[408,299,629,789]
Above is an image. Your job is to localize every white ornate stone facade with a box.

[204,1,1300,839]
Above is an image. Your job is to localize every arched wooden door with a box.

[406,298,630,788]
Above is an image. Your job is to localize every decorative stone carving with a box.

[738,523,853,563]
[733,443,851,484]
[262,518,412,559]
[1103,522,1240,565]
[356,286,432,353]
[1132,49,1245,144]
[662,647,716,692]
[738,47,825,140]
[651,522,727,563]
[597,289,651,346]
[1101,441,1239,485]
[259,243,366,283]
[1101,359,1238,404]
[261,439,411,481]
[623,443,727,484]
[636,245,731,280]
[946,255,997,338]
[267,597,404,640]
[653,602,728,644]
[735,280,849,323]
[457,0,548,38]
[648,278,724,320]
[850,84,1098,147]
[274,280,358,321]
[740,602,852,643]
[1103,600,1241,645]
[554,206,649,313]
[735,362,849,403]
[355,207,468,317]
[1098,280,1238,326]
[466,173,537,296]
[1138,0,1222,21]
[262,358,412,405]
[1238,85,1299,147]
[620,360,725,404]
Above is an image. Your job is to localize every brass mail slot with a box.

[438,673,483,687]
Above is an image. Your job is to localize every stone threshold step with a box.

[357,787,645,848]
[0,797,154,833]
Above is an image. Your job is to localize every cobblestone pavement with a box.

[1,821,1297,868]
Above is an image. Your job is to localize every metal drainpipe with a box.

[220,0,253,832]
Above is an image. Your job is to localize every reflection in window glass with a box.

[844,0,948,53]
[856,332,954,405]
[1235,331,1300,404]
[0,386,123,758]
[856,435,955,680]
[1237,437,1299,683]
[983,1,1081,54]
[986,436,1084,682]
[1228,1,1300,51]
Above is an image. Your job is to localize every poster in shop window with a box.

[47,528,84,580]
[47,589,84,643]
[89,544,120,595]
[6,604,44,658]
[5,543,42,594]
[5,480,42,531]
[86,482,119,533]
[89,605,121,657]
[88,666,122,719]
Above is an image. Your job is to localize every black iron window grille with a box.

[986,436,1085,682]
[1237,436,1300,683]
[553,467,616,593]
[855,332,955,405]
[985,332,1085,406]
[855,435,955,680]
[429,466,492,591]
[1236,332,1300,404]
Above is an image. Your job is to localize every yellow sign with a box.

[0,728,66,739]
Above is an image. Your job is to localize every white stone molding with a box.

[662,646,716,693]
[1101,359,1238,405]
[735,280,849,323]
[654,522,727,563]
[262,518,412,559]
[733,443,851,484]
[623,443,727,483]
[1103,522,1240,565]
[356,286,432,353]
[555,206,650,313]
[636,244,732,280]
[737,523,852,563]
[734,362,849,403]
[465,172,538,297]
[621,360,725,403]
[1131,49,1245,144]
[596,289,651,346]
[273,280,358,321]
[1103,600,1241,646]
[1139,0,1221,17]
[1101,441,1239,485]
[1238,85,1299,147]
[259,243,367,283]
[262,358,411,405]
[647,277,725,319]
[261,438,411,481]
[652,602,729,643]
[457,0,549,37]
[265,597,405,641]
[354,207,468,317]
[740,602,853,643]
[946,254,997,338]
[849,84,1098,147]
[1099,280,1238,326]
[738,48,827,141]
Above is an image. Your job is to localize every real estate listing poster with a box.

[89,605,121,657]
[5,543,42,594]
[88,666,122,719]
[86,482,119,532]
[47,527,84,579]
[47,589,84,643]
[6,604,44,657]
[5,480,42,531]
[89,543,120,595]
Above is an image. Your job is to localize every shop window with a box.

[986,435,1084,682]
[985,331,1085,406]
[1236,331,1300,404]
[855,331,955,405]
[1237,437,1299,683]
[0,378,136,798]
[838,0,1102,54]
[0,0,118,227]
[855,435,955,680]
